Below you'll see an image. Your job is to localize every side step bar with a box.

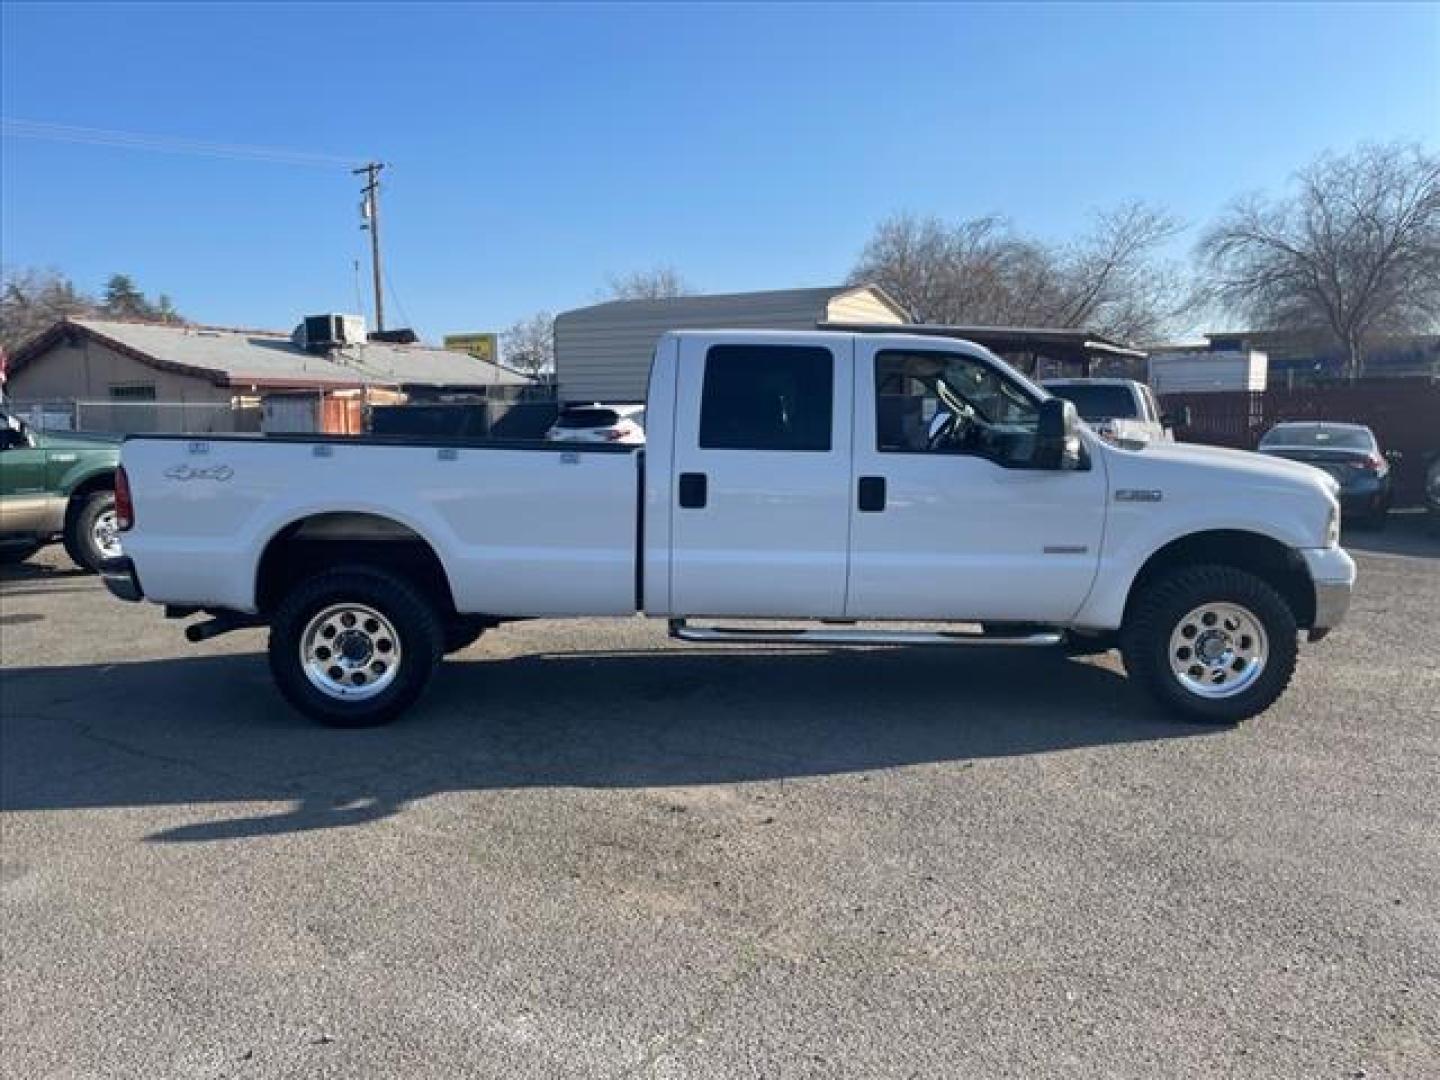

[668,619,1062,648]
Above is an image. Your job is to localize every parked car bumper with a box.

[99,555,145,603]
[1300,546,1355,641]
[1337,475,1390,517]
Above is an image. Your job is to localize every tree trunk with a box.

[1345,335,1365,382]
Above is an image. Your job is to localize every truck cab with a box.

[652,332,1104,624]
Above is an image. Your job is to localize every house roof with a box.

[9,318,534,390]
[560,284,911,323]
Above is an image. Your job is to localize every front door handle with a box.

[678,472,707,509]
[858,475,886,512]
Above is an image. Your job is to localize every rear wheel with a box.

[268,567,443,727]
[1121,564,1298,725]
[63,489,120,572]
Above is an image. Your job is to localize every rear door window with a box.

[699,345,834,451]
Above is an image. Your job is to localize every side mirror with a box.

[1162,405,1192,429]
[0,428,25,451]
[1034,397,1080,470]
[1384,449,1403,464]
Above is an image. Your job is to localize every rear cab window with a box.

[1045,384,1140,422]
[1261,425,1374,450]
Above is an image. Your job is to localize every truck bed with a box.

[120,433,643,617]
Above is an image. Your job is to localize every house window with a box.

[109,383,157,401]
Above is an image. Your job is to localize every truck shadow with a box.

[2,647,1212,842]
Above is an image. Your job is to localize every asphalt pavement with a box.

[2,518,1437,1078]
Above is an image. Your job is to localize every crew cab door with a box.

[845,341,1106,623]
[669,335,853,617]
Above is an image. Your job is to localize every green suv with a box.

[0,409,122,571]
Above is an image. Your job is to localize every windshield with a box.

[1044,384,1139,422]
[1260,424,1373,450]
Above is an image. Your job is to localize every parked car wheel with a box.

[268,567,443,727]
[1121,564,1298,725]
[62,489,120,572]
[0,541,43,565]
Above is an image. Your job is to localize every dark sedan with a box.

[1258,422,1392,527]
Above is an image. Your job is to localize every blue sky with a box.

[2,2,1437,340]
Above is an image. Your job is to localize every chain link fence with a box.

[5,399,263,435]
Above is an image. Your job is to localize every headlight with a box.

[1325,504,1341,547]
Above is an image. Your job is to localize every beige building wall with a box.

[7,338,240,433]
[824,290,908,325]
[8,339,231,404]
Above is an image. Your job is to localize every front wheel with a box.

[268,567,444,727]
[1121,564,1298,725]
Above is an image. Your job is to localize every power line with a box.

[385,271,419,340]
[1,118,362,168]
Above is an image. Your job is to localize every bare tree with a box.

[0,267,97,351]
[501,310,555,375]
[1051,202,1189,344]
[850,213,1027,324]
[1200,142,1440,379]
[850,203,1187,344]
[606,266,693,301]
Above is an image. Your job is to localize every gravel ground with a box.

[2,519,1437,1079]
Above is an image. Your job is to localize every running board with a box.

[667,619,1062,648]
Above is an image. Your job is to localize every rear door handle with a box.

[858,475,886,512]
[678,472,707,509]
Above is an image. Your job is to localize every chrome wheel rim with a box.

[92,509,123,559]
[1168,602,1268,699]
[300,603,402,701]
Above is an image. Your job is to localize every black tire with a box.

[443,620,487,655]
[1120,564,1298,725]
[62,489,116,572]
[268,566,444,727]
[0,542,42,565]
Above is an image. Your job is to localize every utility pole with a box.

[354,162,385,331]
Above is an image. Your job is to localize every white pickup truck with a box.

[1040,377,1183,447]
[103,330,1354,728]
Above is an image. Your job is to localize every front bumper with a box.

[99,555,144,603]
[1299,546,1355,640]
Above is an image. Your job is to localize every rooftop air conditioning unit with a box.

[297,313,367,353]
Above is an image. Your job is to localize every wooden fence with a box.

[1160,381,1440,506]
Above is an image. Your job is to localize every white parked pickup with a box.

[104,330,1354,727]
[1041,377,1183,447]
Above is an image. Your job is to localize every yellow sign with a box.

[443,333,499,364]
